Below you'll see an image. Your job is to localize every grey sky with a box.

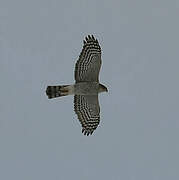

[1,0,179,179]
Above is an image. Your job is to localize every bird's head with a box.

[99,84,108,93]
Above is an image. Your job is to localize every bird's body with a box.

[46,82,106,97]
[46,35,108,136]
[75,82,99,95]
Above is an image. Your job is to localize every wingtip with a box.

[82,128,94,136]
[85,36,88,41]
[84,34,97,42]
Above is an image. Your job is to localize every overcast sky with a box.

[1,0,179,180]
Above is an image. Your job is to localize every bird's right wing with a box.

[74,35,102,83]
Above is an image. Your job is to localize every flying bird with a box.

[46,35,108,136]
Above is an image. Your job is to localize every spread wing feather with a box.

[74,95,100,136]
[75,35,102,82]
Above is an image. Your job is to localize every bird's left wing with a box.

[74,95,100,136]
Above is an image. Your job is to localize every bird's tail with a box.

[46,85,74,99]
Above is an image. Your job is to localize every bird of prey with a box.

[46,35,108,136]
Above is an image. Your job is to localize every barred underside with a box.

[74,95,100,136]
[46,85,74,99]
[46,35,105,136]
[75,35,101,83]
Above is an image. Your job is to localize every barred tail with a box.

[46,85,74,99]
